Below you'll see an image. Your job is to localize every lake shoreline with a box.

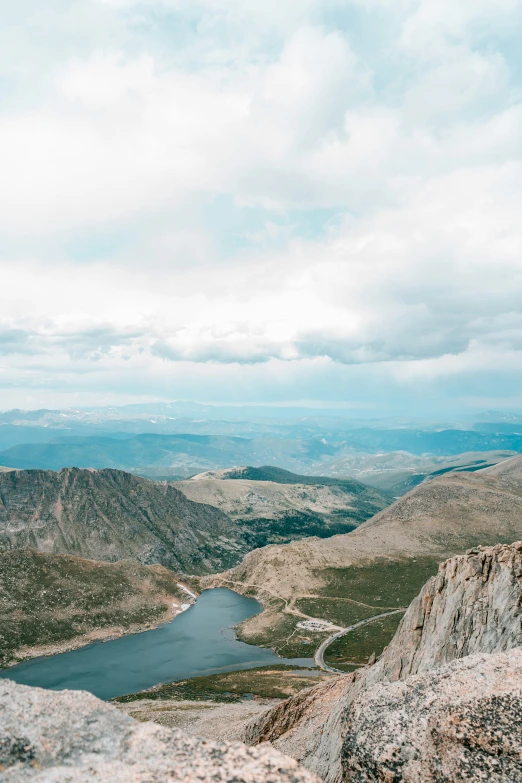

[0,585,201,670]
[0,588,315,700]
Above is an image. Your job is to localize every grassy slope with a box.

[114,665,328,704]
[0,550,190,667]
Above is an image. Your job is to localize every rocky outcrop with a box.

[372,540,522,681]
[342,648,522,782]
[247,542,522,782]
[0,678,320,783]
[0,467,246,573]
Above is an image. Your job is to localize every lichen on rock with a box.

[0,679,320,783]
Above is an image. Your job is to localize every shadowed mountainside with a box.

[0,467,247,574]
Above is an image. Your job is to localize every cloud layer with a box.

[0,0,521,412]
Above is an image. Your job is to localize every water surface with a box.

[1,588,314,700]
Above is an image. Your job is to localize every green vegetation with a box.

[236,558,442,662]
[319,557,442,607]
[240,513,357,549]
[295,598,379,627]
[235,603,327,658]
[324,613,404,668]
[0,550,185,667]
[114,664,326,704]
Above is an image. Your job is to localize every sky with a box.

[0,0,521,414]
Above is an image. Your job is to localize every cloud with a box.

[0,0,521,412]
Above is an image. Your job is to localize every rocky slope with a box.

[176,466,390,546]
[246,542,522,782]
[204,458,522,657]
[0,467,247,573]
[0,550,196,666]
[0,679,319,783]
[342,649,522,782]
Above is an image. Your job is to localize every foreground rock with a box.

[343,648,522,782]
[0,679,320,783]
[117,696,278,742]
[247,542,522,782]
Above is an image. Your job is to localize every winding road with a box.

[314,609,406,673]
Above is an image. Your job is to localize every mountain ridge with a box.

[0,467,246,574]
[176,467,390,547]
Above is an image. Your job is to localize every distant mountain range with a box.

[0,433,338,473]
[1,427,522,477]
[319,450,516,495]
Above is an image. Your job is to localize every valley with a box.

[2,405,522,783]
[0,463,392,665]
[204,456,522,666]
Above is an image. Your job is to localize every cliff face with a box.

[374,540,522,681]
[0,468,246,573]
[247,542,522,782]
[0,679,320,783]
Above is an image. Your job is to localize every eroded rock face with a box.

[342,649,522,782]
[247,542,522,782]
[0,467,244,574]
[378,541,522,680]
[0,679,320,783]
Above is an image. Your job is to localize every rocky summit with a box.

[0,678,320,783]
